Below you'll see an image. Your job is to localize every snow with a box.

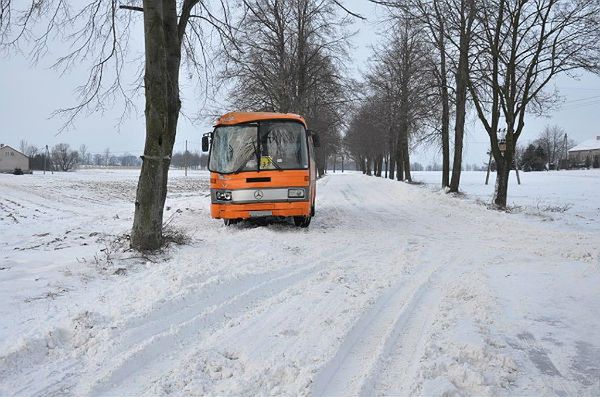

[1,169,599,396]
[413,169,600,233]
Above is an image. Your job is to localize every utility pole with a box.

[485,149,492,185]
[184,139,188,177]
[43,145,47,175]
[564,133,568,169]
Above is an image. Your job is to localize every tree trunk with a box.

[396,145,404,181]
[316,148,327,178]
[317,163,326,178]
[359,155,366,173]
[401,128,411,182]
[388,127,396,180]
[317,153,326,177]
[438,21,451,188]
[493,130,516,207]
[440,74,450,188]
[384,154,389,178]
[449,0,474,193]
[131,0,181,251]
[295,1,308,113]
[494,155,511,207]
[376,154,383,177]
[449,108,464,192]
[372,155,377,176]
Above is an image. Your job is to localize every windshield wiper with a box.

[233,141,260,174]
[233,157,252,174]
[267,156,283,171]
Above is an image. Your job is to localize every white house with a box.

[568,136,600,167]
[0,144,30,173]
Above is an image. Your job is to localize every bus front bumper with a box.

[211,201,311,220]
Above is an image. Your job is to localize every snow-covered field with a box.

[413,169,600,233]
[1,169,599,396]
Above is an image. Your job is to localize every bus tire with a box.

[224,219,238,226]
[293,216,311,228]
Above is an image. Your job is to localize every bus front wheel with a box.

[224,219,238,226]
[293,216,311,228]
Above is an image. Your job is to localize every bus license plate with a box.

[249,210,272,217]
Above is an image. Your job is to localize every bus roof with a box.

[215,112,307,127]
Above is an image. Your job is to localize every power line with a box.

[555,86,600,91]
[559,99,600,110]
[561,95,600,104]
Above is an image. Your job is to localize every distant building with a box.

[568,136,600,167]
[0,144,30,173]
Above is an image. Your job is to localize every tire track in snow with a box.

[81,249,358,396]
[310,176,461,396]
[356,247,482,396]
[7,175,366,397]
[311,259,444,396]
[358,273,444,396]
[7,262,323,397]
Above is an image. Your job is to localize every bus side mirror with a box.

[202,135,210,152]
[309,130,321,147]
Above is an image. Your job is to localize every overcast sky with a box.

[1,1,599,166]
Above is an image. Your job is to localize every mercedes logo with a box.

[254,190,264,200]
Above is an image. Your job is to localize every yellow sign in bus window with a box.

[260,156,274,169]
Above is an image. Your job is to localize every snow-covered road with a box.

[1,170,599,396]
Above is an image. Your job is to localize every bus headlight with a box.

[216,190,232,201]
[288,188,305,198]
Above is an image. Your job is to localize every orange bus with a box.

[202,111,319,227]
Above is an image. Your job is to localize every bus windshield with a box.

[209,121,308,173]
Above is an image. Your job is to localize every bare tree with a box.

[50,143,79,171]
[1,1,238,250]
[372,0,475,190]
[406,0,454,187]
[345,18,438,183]
[79,144,89,166]
[428,0,452,188]
[93,153,103,166]
[366,19,438,182]
[468,0,600,207]
[447,0,476,192]
[218,0,354,176]
[344,96,389,176]
[535,125,565,169]
[103,148,111,167]
[18,140,39,157]
[304,55,348,177]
